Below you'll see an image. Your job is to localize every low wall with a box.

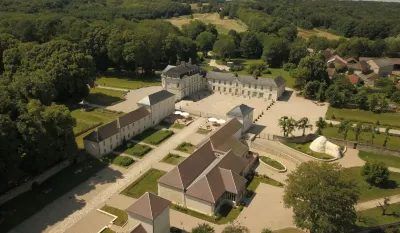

[178,107,226,120]
[0,160,72,205]
[250,142,303,165]
[273,134,318,143]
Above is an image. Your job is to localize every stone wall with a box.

[273,134,318,143]
[250,142,303,165]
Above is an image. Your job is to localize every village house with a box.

[158,117,257,216]
[161,64,286,101]
[366,58,394,77]
[83,90,175,158]
[346,74,362,86]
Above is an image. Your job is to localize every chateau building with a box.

[162,63,286,101]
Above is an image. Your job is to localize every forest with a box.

[1,0,400,194]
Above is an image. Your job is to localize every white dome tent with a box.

[309,136,342,159]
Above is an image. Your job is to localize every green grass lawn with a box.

[175,142,196,154]
[123,143,152,157]
[283,142,334,160]
[100,205,128,227]
[121,169,166,198]
[274,228,305,233]
[260,156,286,170]
[0,157,108,232]
[171,123,185,129]
[95,69,161,90]
[161,153,185,165]
[196,128,211,135]
[326,106,400,128]
[84,88,125,106]
[357,202,400,228]
[134,129,174,145]
[247,175,284,192]
[171,203,241,225]
[323,126,400,150]
[101,154,134,167]
[359,151,400,169]
[71,108,121,136]
[345,167,400,202]
[100,228,115,233]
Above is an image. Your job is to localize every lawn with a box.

[100,205,128,227]
[283,142,334,160]
[121,169,166,198]
[196,128,211,135]
[345,167,400,202]
[71,108,121,136]
[101,153,134,167]
[166,13,247,34]
[274,228,305,233]
[175,142,196,154]
[357,202,400,228]
[0,157,108,233]
[134,129,174,145]
[260,156,286,170]
[123,143,152,157]
[171,203,241,224]
[85,88,125,106]
[326,106,400,128]
[323,126,400,150]
[95,77,160,90]
[161,153,185,165]
[100,228,115,233]
[171,123,185,129]
[297,27,342,40]
[247,175,284,192]
[359,151,400,169]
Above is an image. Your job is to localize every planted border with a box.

[259,156,286,172]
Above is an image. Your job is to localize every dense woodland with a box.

[1,0,400,194]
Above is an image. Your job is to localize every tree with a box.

[278,26,298,42]
[192,223,215,233]
[240,32,262,59]
[391,91,400,104]
[352,122,364,141]
[297,117,313,136]
[0,33,19,73]
[262,37,290,67]
[283,162,359,233]
[338,120,352,140]
[377,197,391,215]
[315,117,327,135]
[383,127,391,147]
[182,20,207,40]
[213,36,235,59]
[222,222,250,233]
[369,94,379,112]
[279,116,289,137]
[83,26,110,71]
[196,31,216,56]
[303,80,320,99]
[288,42,308,65]
[286,117,297,137]
[354,90,369,110]
[361,161,390,186]
[293,53,329,90]
[261,228,273,233]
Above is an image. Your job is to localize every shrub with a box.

[376,120,380,126]
[283,63,296,71]
[192,223,215,233]
[127,143,132,148]
[331,114,336,119]
[361,161,390,186]
[238,206,244,211]
[118,157,134,167]
[230,65,244,71]
[261,228,273,233]
[262,69,271,74]
[329,122,333,127]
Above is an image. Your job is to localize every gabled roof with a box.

[118,107,150,128]
[158,141,216,190]
[226,104,254,117]
[83,120,119,143]
[138,90,174,106]
[130,224,147,233]
[347,74,361,85]
[163,63,203,78]
[205,71,285,87]
[220,168,247,194]
[327,68,336,78]
[369,58,393,68]
[217,150,248,174]
[126,192,170,220]
[209,118,242,148]
[214,136,249,157]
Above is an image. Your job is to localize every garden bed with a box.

[175,142,196,154]
[161,153,185,165]
[259,156,286,172]
[123,143,152,157]
[121,169,166,198]
[171,123,185,129]
[134,129,174,145]
[101,154,134,167]
[100,205,128,227]
[196,128,211,135]
[357,202,400,228]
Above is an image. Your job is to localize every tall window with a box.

[248,84,250,88]
[224,81,226,85]
[270,86,272,91]
[177,83,180,88]
[219,80,221,84]
[213,79,215,83]
[255,85,257,89]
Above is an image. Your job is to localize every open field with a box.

[359,151,400,168]
[282,142,334,160]
[346,167,400,202]
[357,202,400,228]
[95,69,161,90]
[71,108,121,135]
[323,126,400,150]
[85,88,125,106]
[297,28,342,40]
[0,157,108,233]
[166,13,247,34]
[326,106,400,128]
[121,169,166,198]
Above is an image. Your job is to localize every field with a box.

[166,13,247,34]
[326,106,400,128]
[345,167,400,202]
[121,169,166,198]
[359,151,400,169]
[71,108,121,135]
[85,88,125,106]
[323,126,400,150]
[297,28,342,40]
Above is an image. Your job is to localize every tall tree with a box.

[338,120,352,141]
[0,33,19,73]
[283,162,359,233]
[297,117,313,136]
[279,116,289,137]
[352,122,364,141]
[383,127,391,147]
[213,36,235,59]
[196,31,216,56]
[240,32,262,59]
[262,37,290,67]
[315,117,327,135]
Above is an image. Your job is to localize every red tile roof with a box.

[347,75,360,85]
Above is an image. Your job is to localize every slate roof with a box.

[118,107,150,128]
[126,192,170,220]
[227,104,254,117]
[83,120,119,143]
[137,90,174,106]
[205,71,285,87]
[163,63,203,78]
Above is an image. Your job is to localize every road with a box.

[9,117,205,233]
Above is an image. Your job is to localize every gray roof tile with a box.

[138,90,174,106]
[227,104,254,117]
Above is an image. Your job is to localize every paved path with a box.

[208,59,230,71]
[96,85,130,92]
[10,118,205,233]
[327,120,400,136]
[356,194,400,211]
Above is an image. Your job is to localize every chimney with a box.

[188,58,192,64]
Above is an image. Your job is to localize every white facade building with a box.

[226,104,254,133]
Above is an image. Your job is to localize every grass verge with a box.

[247,175,284,192]
[100,205,128,227]
[359,151,400,169]
[357,202,400,228]
[171,203,241,224]
[196,128,211,135]
[260,156,286,170]
[282,142,334,160]
[161,153,185,165]
[121,169,166,198]
[134,129,174,145]
[123,143,152,158]
[172,123,185,129]
[102,154,134,167]
[175,142,196,154]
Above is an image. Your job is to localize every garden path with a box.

[96,85,129,92]
[208,59,230,71]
